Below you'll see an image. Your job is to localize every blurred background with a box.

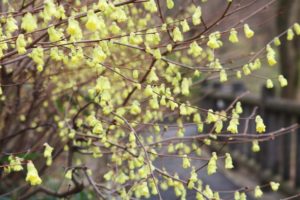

[193,0,300,199]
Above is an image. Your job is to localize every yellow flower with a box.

[6,16,18,33]
[65,169,73,179]
[167,44,173,52]
[293,23,300,35]
[244,24,254,38]
[270,182,280,191]
[225,153,234,169]
[16,34,27,55]
[242,64,251,75]
[207,152,217,175]
[43,143,53,158]
[166,0,174,9]
[278,75,288,87]
[252,140,260,152]
[254,186,263,198]
[144,0,157,13]
[215,119,223,133]
[255,115,266,133]
[240,192,247,200]
[21,13,37,33]
[192,6,202,25]
[266,79,273,89]
[130,100,141,115]
[234,191,240,200]
[67,18,82,40]
[188,168,198,189]
[92,123,103,134]
[47,26,63,42]
[29,47,44,72]
[9,156,23,171]
[147,68,159,83]
[109,22,121,34]
[152,48,161,60]
[287,29,294,41]
[274,37,281,46]
[85,10,99,31]
[235,102,243,114]
[181,20,190,32]
[236,71,242,79]
[182,155,191,169]
[181,78,190,96]
[206,109,218,124]
[172,27,183,42]
[229,28,239,43]
[26,161,42,186]
[188,41,203,57]
[104,170,113,181]
[207,34,222,49]
[219,69,227,82]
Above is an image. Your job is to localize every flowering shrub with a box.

[0,0,297,199]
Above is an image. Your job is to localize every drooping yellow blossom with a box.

[166,0,174,9]
[43,143,53,158]
[172,27,183,42]
[26,161,42,186]
[255,115,266,133]
[266,79,274,89]
[67,18,83,40]
[188,41,203,57]
[29,47,44,72]
[227,112,239,134]
[9,156,23,171]
[47,26,63,42]
[287,29,294,41]
[144,0,157,13]
[215,119,223,133]
[207,33,222,49]
[192,6,202,25]
[65,169,73,179]
[206,109,218,124]
[274,37,281,46]
[254,186,263,198]
[16,34,27,55]
[270,182,280,191]
[252,140,260,152]
[229,28,239,43]
[207,152,218,175]
[234,191,240,200]
[235,102,243,114]
[92,46,107,63]
[86,10,99,31]
[225,153,234,169]
[244,24,254,38]
[242,64,251,75]
[181,78,190,96]
[293,23,300,35]
[219,69,227,82]
[181,20,190,33]
[188,168,198,189]
[130,100,141,115]
[6,16,18,33]
[147,68,159,83]
[182,155,191,169]
[21,13,37,33]
[42,0,58,22]
[278,75,288,87]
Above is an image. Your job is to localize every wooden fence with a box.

[201,83,300,192]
